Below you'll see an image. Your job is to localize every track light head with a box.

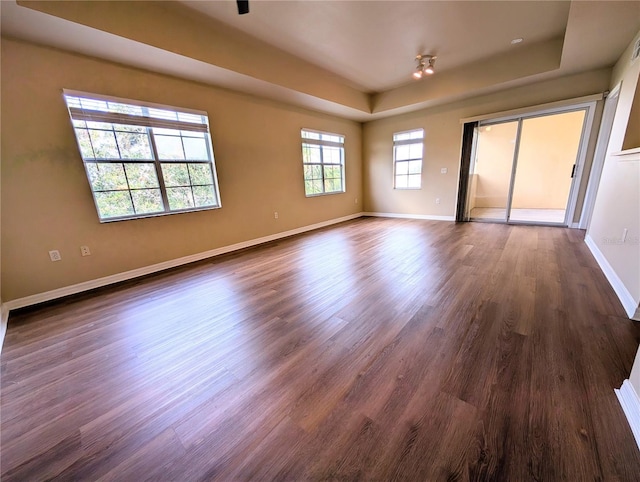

[413,54,437,79]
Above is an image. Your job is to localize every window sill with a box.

[99,205,221,223]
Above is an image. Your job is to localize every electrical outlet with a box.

[436,198,441,204]
[49,250,61,262]
[274,212,279,219]
[80,245,91,256]
[440,168,448,174]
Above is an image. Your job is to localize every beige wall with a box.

[0,38,362,301]
[587,29,640,306]
[588,30,640,392]
[363,69,611,217]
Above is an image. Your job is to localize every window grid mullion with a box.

[111,125,124,160]
[146,125,171,213]
[85,127,98,159]
[320,146,326,193]
[120,162,137,214]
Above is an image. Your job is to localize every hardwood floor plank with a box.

[2,218,639,480]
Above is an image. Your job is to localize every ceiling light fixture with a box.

[413,54,437,79]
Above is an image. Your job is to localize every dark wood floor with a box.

[2,218,640,480]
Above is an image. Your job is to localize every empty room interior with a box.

[2,0,640,479]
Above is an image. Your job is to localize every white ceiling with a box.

[2,1,640,120]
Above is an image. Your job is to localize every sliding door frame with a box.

[468,99,598,227]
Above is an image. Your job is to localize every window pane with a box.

[395,175,408,189]
[305,179,323,195]
[181,131,205,138]
[395,145,410,161]
[396,161,409,175]
[153,127,178,136]
[323,146,341,164]
[74,128,95,159]
[324,178,342,193]
[409,143,423,159]
[183,137,209,160]
[303,165,313,179]
[303,144,321,163]
[86,163,128,191]
[188,163,214,185]
[155,135,185,160]
[166,187,195,210]
[302,131,320,140]
[88,129,119,158]
[125,163,159,189]
[193,185,216,207]
[87,121,113,130]
[113,124,146,133]
[393,132,411,142]
[304,165,322,180]
[131,189,164,214]
[115,132,152,159]
[94,191,134,219]
[107,102,143,116]
[410,130,424,140]
[162,163,190,187]
[407,174,421,188]
[408,160,422,174]
[324,165,341,179]
[322,134,343,143]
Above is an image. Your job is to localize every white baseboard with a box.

[4,212,364,312]
[0,304,8,355]
[570,222,581,229]
[364,212,456,221]
[584,234,639,320]
[615,380,640,452]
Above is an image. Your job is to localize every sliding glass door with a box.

[466,108,587,226]
[466,121,518,222]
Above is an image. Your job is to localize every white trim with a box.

[615,380,640,452]
[570,222,581,228]
[564,101,598,228]
[363,212,455,221]
[460,93,603,124]
[611,149,640,160]
[4,213,364,312]
[580,84,621,229]
[0,304,9,354]
[585,235,639,320]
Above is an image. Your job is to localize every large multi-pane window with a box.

[393,129,424,189]
[301,129,345,196]
[64,91,221,221]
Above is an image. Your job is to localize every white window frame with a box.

[393,129,424,190]
[63,89,221,222]
[301,128,345,197]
